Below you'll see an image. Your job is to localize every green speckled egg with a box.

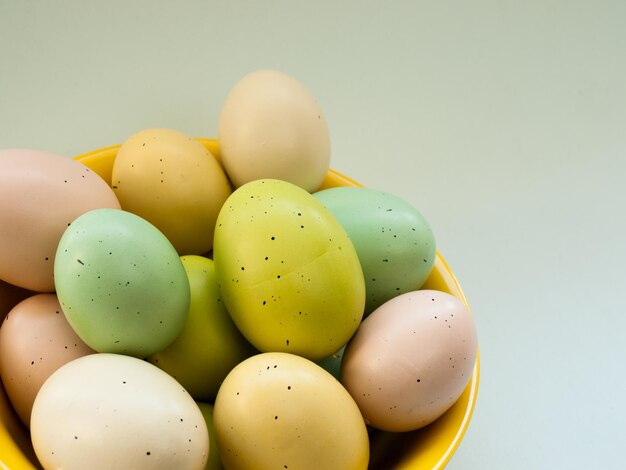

[54,208,190,358]
[313,187,436,315]
[213,179,365,361]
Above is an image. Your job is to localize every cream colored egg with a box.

[218,70,330,192]
[214,352,369,470]
[112,128,232,255]
[31,353,209,470]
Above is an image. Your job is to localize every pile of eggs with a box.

[0,70,477,470]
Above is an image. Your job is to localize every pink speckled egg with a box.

[0,149,120,292]
[0,293,94,427]
[340,289,477,432]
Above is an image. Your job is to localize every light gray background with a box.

[2,1,625,468]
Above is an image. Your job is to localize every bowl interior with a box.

[0,139,479,470]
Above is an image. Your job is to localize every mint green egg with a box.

[313,187,436,315]
[54,208,190,358]
[316,345,345,380]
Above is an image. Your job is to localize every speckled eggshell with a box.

[341,290,477,432]
[30,353,209,470]
[53,208,190,358]
[0,293,94,427]
[213,179,365,361]
[313,186,436,315]
[213,352,369,470]
[148,255,257,402]
[0,149,120,292]
[218,69,331,192]
[112,128,232,255]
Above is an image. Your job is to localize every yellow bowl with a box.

[0,139,479,469]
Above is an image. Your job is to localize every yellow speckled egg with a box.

[213,352,369,470]
[213,179,365,361]
[218,70,330,192]
[111,128,232,255]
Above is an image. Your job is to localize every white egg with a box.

[30,353,209,470]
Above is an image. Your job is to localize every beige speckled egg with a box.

[30,353,209,470]
[218,69,331,192]
[0,149,121,292]
[340,290,477,432]
[0,294,94,427]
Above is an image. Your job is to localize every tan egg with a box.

[214,352,369,470]
[0,294,94,427]
[218,69,331,192]
[112,128,232,255]
[341,290,477,432]
[0,149,121,292]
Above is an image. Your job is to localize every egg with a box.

[0,149,120,292]
[54,208,190,358]
[148,255,257,401]
[218,70,330,192]
[197,402,224,470]
[213,352,369,470]
[314,186,436,315]
[340,290,478,432]
[316,345,345,381]
[213,179,365,360]
[0,294,94,427]
[30,353,209,470]
[112,128,232,255]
